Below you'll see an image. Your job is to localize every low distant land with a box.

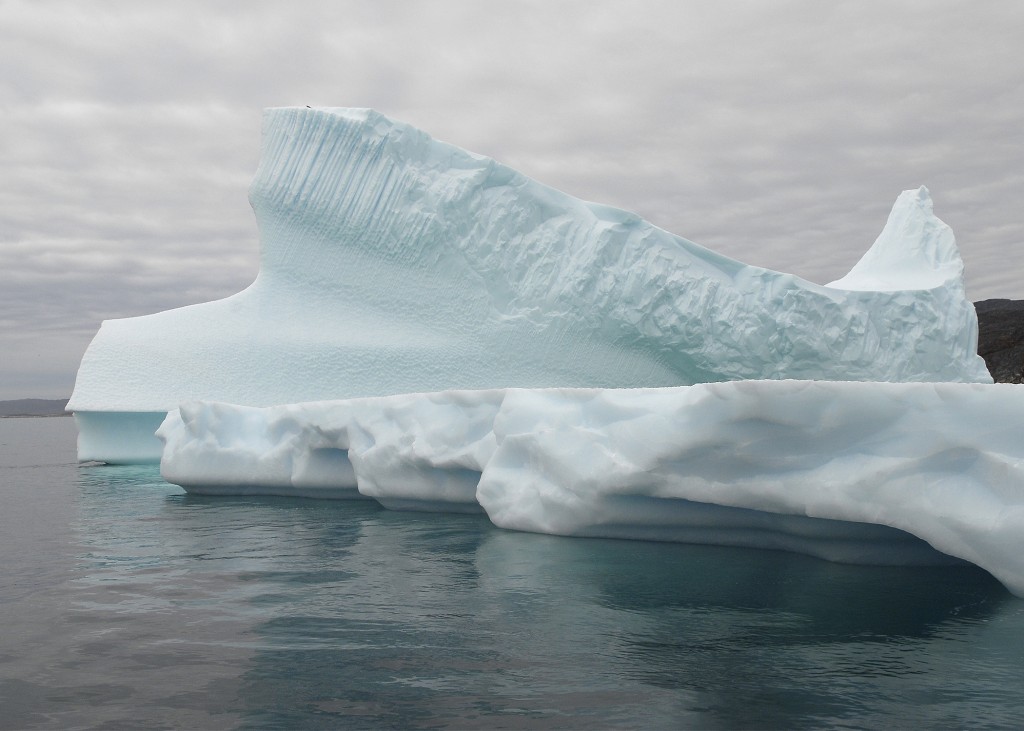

[0,399,70,418]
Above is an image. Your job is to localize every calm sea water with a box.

[2,417,1023,730]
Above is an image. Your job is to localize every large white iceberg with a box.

[71,107,1019,595]
[157,381,1024,597]
[68,107,989,463]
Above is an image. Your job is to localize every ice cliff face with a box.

[70,107,988,423]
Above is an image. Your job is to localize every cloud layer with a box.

[2,0,1022,399]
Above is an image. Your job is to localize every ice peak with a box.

[827,186,964,292]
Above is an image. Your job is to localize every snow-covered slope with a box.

[69,108,988,462]
[157,381,1024,597]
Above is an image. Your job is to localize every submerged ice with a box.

[68,107,1020,594]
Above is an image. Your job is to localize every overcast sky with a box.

[2,0,1023,400]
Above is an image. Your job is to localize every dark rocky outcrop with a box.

[975,300,1024,383]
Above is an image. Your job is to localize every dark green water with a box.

[1,417,1022,729]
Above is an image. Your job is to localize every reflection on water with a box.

[2,418,1023,729]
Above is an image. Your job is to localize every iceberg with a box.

[68,107,989,463]
[70,107,1020,595]
[157,381,1024,597]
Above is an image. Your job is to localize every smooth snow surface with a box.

[70,108,988,429]
[158,381,1024,597]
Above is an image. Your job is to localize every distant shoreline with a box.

[0,399,70,418]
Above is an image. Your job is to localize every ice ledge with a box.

[158,380,1024,598]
